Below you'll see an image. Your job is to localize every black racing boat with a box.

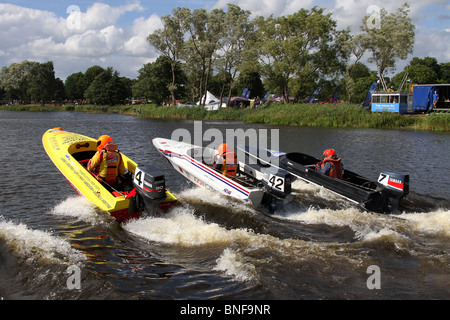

[239,146,409,213]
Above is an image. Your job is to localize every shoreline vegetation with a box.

[1,103,449,132]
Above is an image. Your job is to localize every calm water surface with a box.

[0,110,448,302]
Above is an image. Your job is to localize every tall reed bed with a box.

[1,103,448,131]
[241,103,419,129]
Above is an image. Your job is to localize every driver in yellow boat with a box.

[88,135,125,186]
[211,143,238,177]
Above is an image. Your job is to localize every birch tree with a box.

[361,3,415,90]
[148,7,188,105]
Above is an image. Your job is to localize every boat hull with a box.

[43,128,177,222]
[239,146,409,213]
[153,138,267,207]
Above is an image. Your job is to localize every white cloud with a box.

[77,2,143,31]
[123,14,163,57]
[213,0,313,17]
[414,27,450,63]
[0,2,160,79]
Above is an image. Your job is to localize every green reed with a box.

[2,103,448,131]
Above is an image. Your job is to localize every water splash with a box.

[0,218,86,265]
[214,248,257,282]
[50,196,112,225]
[398,209,450,237]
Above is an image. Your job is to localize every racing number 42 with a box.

[269,175,285,192]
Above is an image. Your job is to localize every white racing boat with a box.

[153,138,293,211]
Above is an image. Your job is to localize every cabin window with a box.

[389,95,399,103]
[400,95,408,104]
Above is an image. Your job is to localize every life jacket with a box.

[92,144,123,185]
[221,152,238,177]
[320,157,343,179]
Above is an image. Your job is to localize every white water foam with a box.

[123,205,260,281]
[177,186,256,213]
[0,218,86,265]
[123,203,355,282]
[291,179,346,202]
[214,248,257,282]
[50,196,112,225]
[290,179,450,240]
[124,205,251,246]
[398,209,450,237]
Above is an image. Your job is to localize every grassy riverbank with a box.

[1,102,449,132]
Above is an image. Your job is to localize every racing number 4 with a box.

[134,167,145,188]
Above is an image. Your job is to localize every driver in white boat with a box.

[88,135,125,187]
[211,143,238,177]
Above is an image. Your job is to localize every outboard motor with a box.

[260,167,293,213]
[130,164,167,214]
[262,167,292,198]
[377,171,409,212]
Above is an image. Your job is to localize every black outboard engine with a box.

[261,167,293,213]
[130,164,167,214]
[377,171,409,212]
[262,167,292,197]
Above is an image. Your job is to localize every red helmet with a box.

[97,135,113,151]
[323,149,336,159]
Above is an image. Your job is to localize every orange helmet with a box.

[217,143,230,155]
[97,135,113,151]
[323,149,336,159]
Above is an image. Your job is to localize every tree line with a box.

[1,3,449,106]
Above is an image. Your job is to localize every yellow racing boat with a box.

[43,127,177,222]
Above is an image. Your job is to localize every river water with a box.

[0,110,448,303]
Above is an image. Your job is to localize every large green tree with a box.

[254,7,350,103]
[84,67,129,105]
[0,60,38,100]
[0,60,61,104]
[132,56,187,105]
[64,71,85,100]
[392,56,450,89]
[26,61,58,104]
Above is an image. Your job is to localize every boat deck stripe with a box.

[158,149,250,197]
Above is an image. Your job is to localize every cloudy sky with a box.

[1,0,449,80]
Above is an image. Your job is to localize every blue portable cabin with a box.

[371,91,413,114]
[412,84,450,112]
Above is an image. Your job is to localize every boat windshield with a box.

[187,147,216,165]
[286,153,317,166]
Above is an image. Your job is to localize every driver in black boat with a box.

[315,149,343,179]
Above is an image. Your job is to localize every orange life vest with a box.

[220,152,238,177]
[90,145,123,185]
[320,158,343,179]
